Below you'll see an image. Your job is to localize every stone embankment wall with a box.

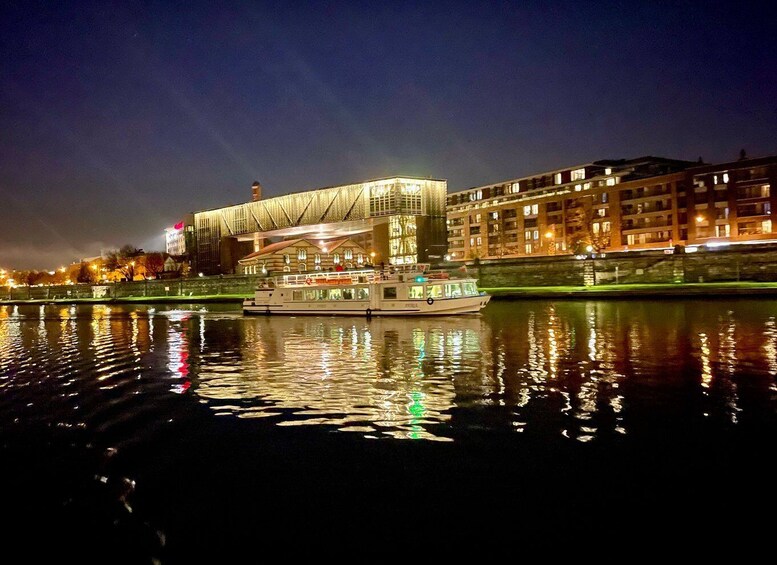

[1,275,261,301]
[3,246,777,300]
[471,245,777,287]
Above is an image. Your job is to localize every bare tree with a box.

[566,196,611,253]
[143,252,166,279]
[105,245,143,281]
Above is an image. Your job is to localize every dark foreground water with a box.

[1,300,775,560]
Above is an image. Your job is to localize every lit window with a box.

[597,208,606,217]
[602,222,611,233]
[476,237,482,245]
[593,223,600,234]
[492,211,498,220]
[571,168,586,181]
[284,254,290,265]
[344,249,353,260]
[314,253,321,264]
[477,190,483,199]
[584,182,591,190]
[555,173,563,184]
[524,230,532,241]
[575,184,582,192]
[602,193,608,203]
[714,175,718,185]
[723,173,729,183]
[475,214,481,222]
[606,178,616,186]
[605,168,612,175]
[533,230,539,240]
[298,248,307,261]
[525,243,533,254]
[763,219,772,233]
[523,205,531,216]
[357,253,363,264]
[470,237,475,247]
[532,204,538,215]
[333,253,340,264]
[511,182,521,193]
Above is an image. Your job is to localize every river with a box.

[1,300,774,561]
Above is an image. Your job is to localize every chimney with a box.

[251,181,262,202]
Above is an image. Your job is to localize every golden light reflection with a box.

[764,317,777,376]
[717,312,740,423]
[699,332,712,389]
[194,316,489,441]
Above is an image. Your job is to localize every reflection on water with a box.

[0,301,776,444]
[195,316,482,440]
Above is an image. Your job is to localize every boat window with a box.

[298,263,306,272]
[304,289,317,301]
[316,289,329,300]
[329,288,342,301]
[383,287,397,299]
[356,287,369,300]
[342,288,354,300]
[426,285,443,299]
[462,282,478,296]
[408,285,424,299]
[292,290,304,301]
[445,283,462,298]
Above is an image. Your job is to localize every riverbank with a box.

[482,281,777,299]
[0,294,248,306]
[3,283,777,306]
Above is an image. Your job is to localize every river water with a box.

[1,300,775,560]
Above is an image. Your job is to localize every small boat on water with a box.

[242,263,490,317]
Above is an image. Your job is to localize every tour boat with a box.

[242,264,490,316]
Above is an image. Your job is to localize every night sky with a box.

[2,1,775,269]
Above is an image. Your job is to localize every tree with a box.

[566,196,611,253]
[143,252,166,279]
[76,262,97,283]
[105,245,144,281]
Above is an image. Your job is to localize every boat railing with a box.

[270,263,466,288]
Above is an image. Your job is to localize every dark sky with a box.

[2,1,776,269]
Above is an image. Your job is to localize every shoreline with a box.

[3,282,777,305]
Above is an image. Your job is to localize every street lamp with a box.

[544,230,556,255]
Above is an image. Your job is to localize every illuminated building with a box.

[165,221,186,256]
[191,177,447,275]
[446,154,777,259]
[237,237,371,275]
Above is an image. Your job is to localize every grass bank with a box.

[5,283,777,306]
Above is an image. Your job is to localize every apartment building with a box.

[446,155,777,260]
